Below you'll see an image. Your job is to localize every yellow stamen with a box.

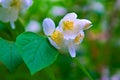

[62,20,74,31]
[51,30,63,46]
[10,0,21,8]
[74,34,84,44]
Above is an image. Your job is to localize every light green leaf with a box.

[16,32,58,75]
[0,38,22,72]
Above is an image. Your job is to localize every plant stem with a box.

[74,58,94,80]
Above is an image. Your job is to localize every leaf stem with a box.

[74,58,94,80]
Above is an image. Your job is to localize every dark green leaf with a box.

[16,32,58,75]
[0,38,22,72]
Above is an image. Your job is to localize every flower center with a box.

[10,0,21,8]
[51,30,63,46]
[62,20,74,31]
[74,34,84,44]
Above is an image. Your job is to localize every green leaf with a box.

[16,32,58,75]
[0,38,22,72]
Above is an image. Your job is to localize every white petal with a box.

[50,6,67,16]
[20,0,33,11]
[48,37,60,49]
[10,21,15,29]
[56,26,62,32]
[75,19,92,30]
[63,31,77,40]
[62,12,77,20]
[62,22,85,40]
[25,20,41,33]
[42,18,55,36]
[1,0,12,8]
[68,41,76,57]
[79,30,84,43]
[58,12,77,29]
[0,7,18,22]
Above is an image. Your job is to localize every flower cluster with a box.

[0,0,33,29]
[43,12,92,57]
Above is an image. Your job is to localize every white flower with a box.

[42,12,92,57]
[50,6,67,16]
[25,20,41,33]
[111,71,120,80]
[90,2,105,14]
[0,0,33,29]
[43,18,63,49]
[58,13,92,40]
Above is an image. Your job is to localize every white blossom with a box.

[90,2,105,14]
[26,20,41,33]
[50,6,67,16]
[43,18,62,49]
[0,0,33,29]
[42,12,92,57]
[43,18,55,36]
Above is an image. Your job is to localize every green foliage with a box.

[16,32,58,75]
[0,19,25,41]
[74,58,94,80]
[0,38,22,72]
[0,0,120,79]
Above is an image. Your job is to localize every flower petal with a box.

[20,0,33,11]
[80,19,92,30]
[79,30,84,43]
[62,12,77,21]
[58,12,77,30]
[1,0,12,8]
[74,19,92,30]
[42,18,55,36]
[62,31,77,40]
[10,21,15,29]
[0,7,18,22]
[74,30,84,45]
[68,41,76,57]
[26,20,41,33]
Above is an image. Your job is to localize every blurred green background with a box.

[0,0,120,80]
